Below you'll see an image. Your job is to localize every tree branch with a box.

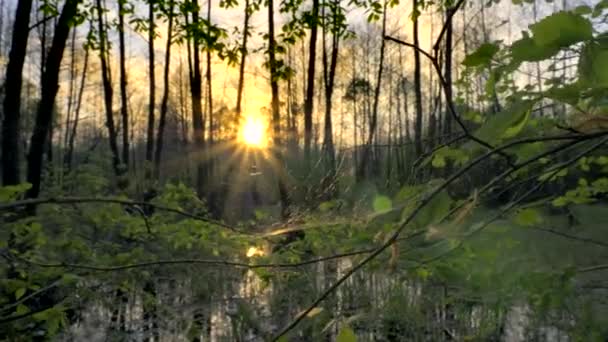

[272,133,608,340]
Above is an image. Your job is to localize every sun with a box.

[240,116,268,148]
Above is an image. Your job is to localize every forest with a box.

[1,0,608,339]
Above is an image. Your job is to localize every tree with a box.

[146,0,156,173]
[1,0,34,186]
[26,0,81,199]
[234,0,253,123]
[118,0,130,169]
[95,0,121,176]
[413,0,423,157]
[267,0,289,218]
[357,0,387,179]
[154,0,175,179]
[303,0,319,162]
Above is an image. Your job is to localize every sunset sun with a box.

[240,116,267,148]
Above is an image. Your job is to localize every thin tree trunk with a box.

[146,0,156,171]
[64,28,76,155]
[190,0,204,147]
[322,1,339,178]
[206,0,213,144]
[26,0,79,199]
[154,0,174,179]
[95,0,121,175]
[357,0,386,179]
[235,0,250,123]
[303,0,319,162]
[1,0,33,185]
[65,40,89,171]
[413,0,423,157]
[268,0,289,218]
[444,5,454,137]
[118,0,130,169]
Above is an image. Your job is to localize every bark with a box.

[303,0,319,162]
[413,0,423,157]
[154,0,175,179]
[146,0,156,168]
[235,0,250,123]
[1,0,33,185]
[443,6,454,137]
[26,0,80,199]
[63,28,76,154]
[357,0,387,179]
[322,0,340,181]
[65,41,89,171]
[118,0,130,168]
[267,0,289,218]
[190,0,204,147]
[206,0,213,144]
[95,0,121,175]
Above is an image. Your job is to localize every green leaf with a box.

[515,208,542,226]
[511,36,558,62]
[337,326,357,342]
[573,5,592,15]
[373,195,392,213]
[411,189,452,229]
[15,288,26,300]
[462,42,499,67]
[16,304,29,315]
[579,35,608,88]
[530,11,592,49]
[474,100,534,144]
[0,183,32,202]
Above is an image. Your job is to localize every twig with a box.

[0,197,247,235]
[432,0,466,57]
[385,35,516,167]
[13,248,378,272]
[272,133,608,340]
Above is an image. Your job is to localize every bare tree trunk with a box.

[206,0,213,144]
[413,0,423,157]
[26,0,79,199]
[303,0,319,162]
[268,0,289,218]
[154,0,174,179]
[95,0,121,175]
[63,28,76,159]
[118,0,130,169]
[235,0,251,123]
[1,0,33,185]
[443,5,454,138]
[146,0,156,172]
[357,0,386,179]
[65,38,89,171]
[188,3,204,145]
[321,0,339,187]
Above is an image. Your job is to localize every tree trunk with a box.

[268,0,290,218]
[1,0,33,186]
[322,0,339,181]
[235,0,250,123]
[154,0,175,179]
[443,6,454,137]
[65,40,89,171]
[413,0,423,157]
[26,0,79,199]
[146,0,156,171]
[357,0,386,179]
[206,0,213,144]
[303,0,319,162]
[118,0,130,169]
[189,0,204,147]
[95,0,121,175]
